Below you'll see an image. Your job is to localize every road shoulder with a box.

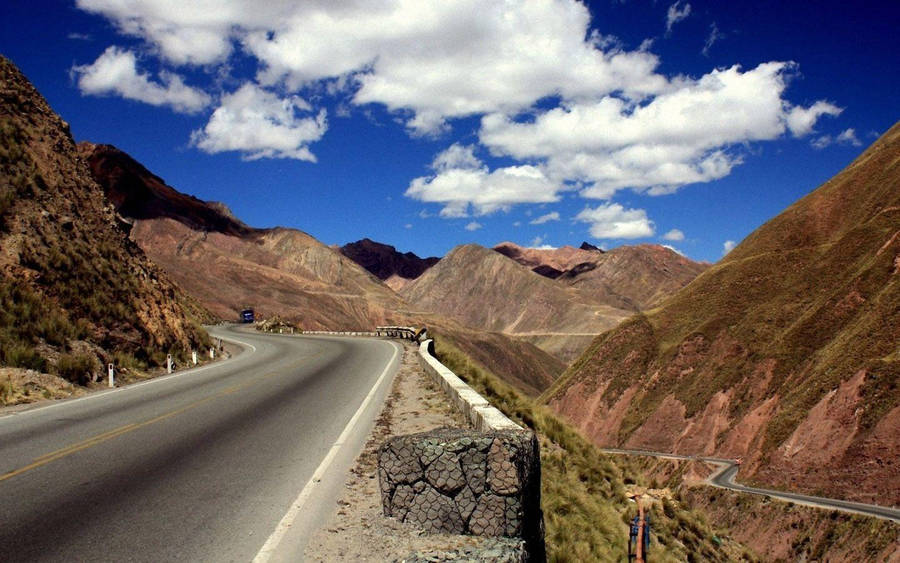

[303,341,489,561]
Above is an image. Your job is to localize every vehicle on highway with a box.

[240,308,255,323]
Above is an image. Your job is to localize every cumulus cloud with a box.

[723,239,736,255]
[75,0,847,205]
[72,46,210,113]
[575,203,654,239]
[785,101,842,137]
[665,2,691,35]
[190,83,327,161]
[662,228,685,241]
[464,221,483,231]
[406,145,564,217]
[76,0,666,136]
[812,128,862,149]
[480,62,841,198]
[530,212,560,225]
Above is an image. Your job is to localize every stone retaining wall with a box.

[378,339,545,561]
[379,428,544,561]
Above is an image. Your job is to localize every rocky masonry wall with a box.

[377,339,545,561]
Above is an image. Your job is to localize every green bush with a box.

[56,353,97,385]
[4,344,47,372]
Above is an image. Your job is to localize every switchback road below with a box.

[601,448,900,523]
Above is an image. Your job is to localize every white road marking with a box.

[252,341,401,563]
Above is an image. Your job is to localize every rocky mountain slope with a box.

[339,238,439,291]
[544,122,900,504]
[401,242,705,362]
[400,244,636,361]
[496,241,707,310]
[0,55,208,385]
[80,143,410,330]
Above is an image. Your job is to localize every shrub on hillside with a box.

[56,353,97,385]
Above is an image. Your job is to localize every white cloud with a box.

[432,143,482,172]
[723,239,736,255]
[406,145,565,217]
[662,228,685,241]
[404,223,413,229]
[529,235,557,249]
[75,0,846,193]
[530,212,560,225]
[785,101,842,137]
[836,128,862,146]
[464,221,483,231]
[662,244,684,256]
[72,46,210,113]
[811,127,863,150]
[77,0,667,135]
[190,83,327,161]
[665,2,691,35]
[480,62,840,198]
[575,203,654,239]
[702,22,724,57]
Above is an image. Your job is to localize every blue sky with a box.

[2,1,897,262]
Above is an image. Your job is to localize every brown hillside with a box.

[496,241,708,310]
[0,56,208,384]
[80,143,410,329]
[400,243,634,361]
[544,122,900,504]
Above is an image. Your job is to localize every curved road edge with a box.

[600,448,900,523]
[0,324,255,421]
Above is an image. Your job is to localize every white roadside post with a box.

[107,363,114,388]
[166,354,173,374]
[192,350,198,365]
[209,348,215,359]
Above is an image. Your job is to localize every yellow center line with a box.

[0,371,267,483]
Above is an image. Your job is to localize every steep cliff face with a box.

[544,122,900,504]
[0,56,208,382]
[79,143,411,329]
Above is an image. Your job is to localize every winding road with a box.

[0,325,401,562]
[601,448,900,523]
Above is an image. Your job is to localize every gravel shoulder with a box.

[303,341,490,562]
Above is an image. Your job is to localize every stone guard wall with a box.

[377,339,546,562]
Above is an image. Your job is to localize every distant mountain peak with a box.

[339,238,440,285]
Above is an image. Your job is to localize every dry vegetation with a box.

[432,336,754,562]
[0,56,210,399]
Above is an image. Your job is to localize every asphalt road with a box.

[601,448,900,523]
[0,325,401,562]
